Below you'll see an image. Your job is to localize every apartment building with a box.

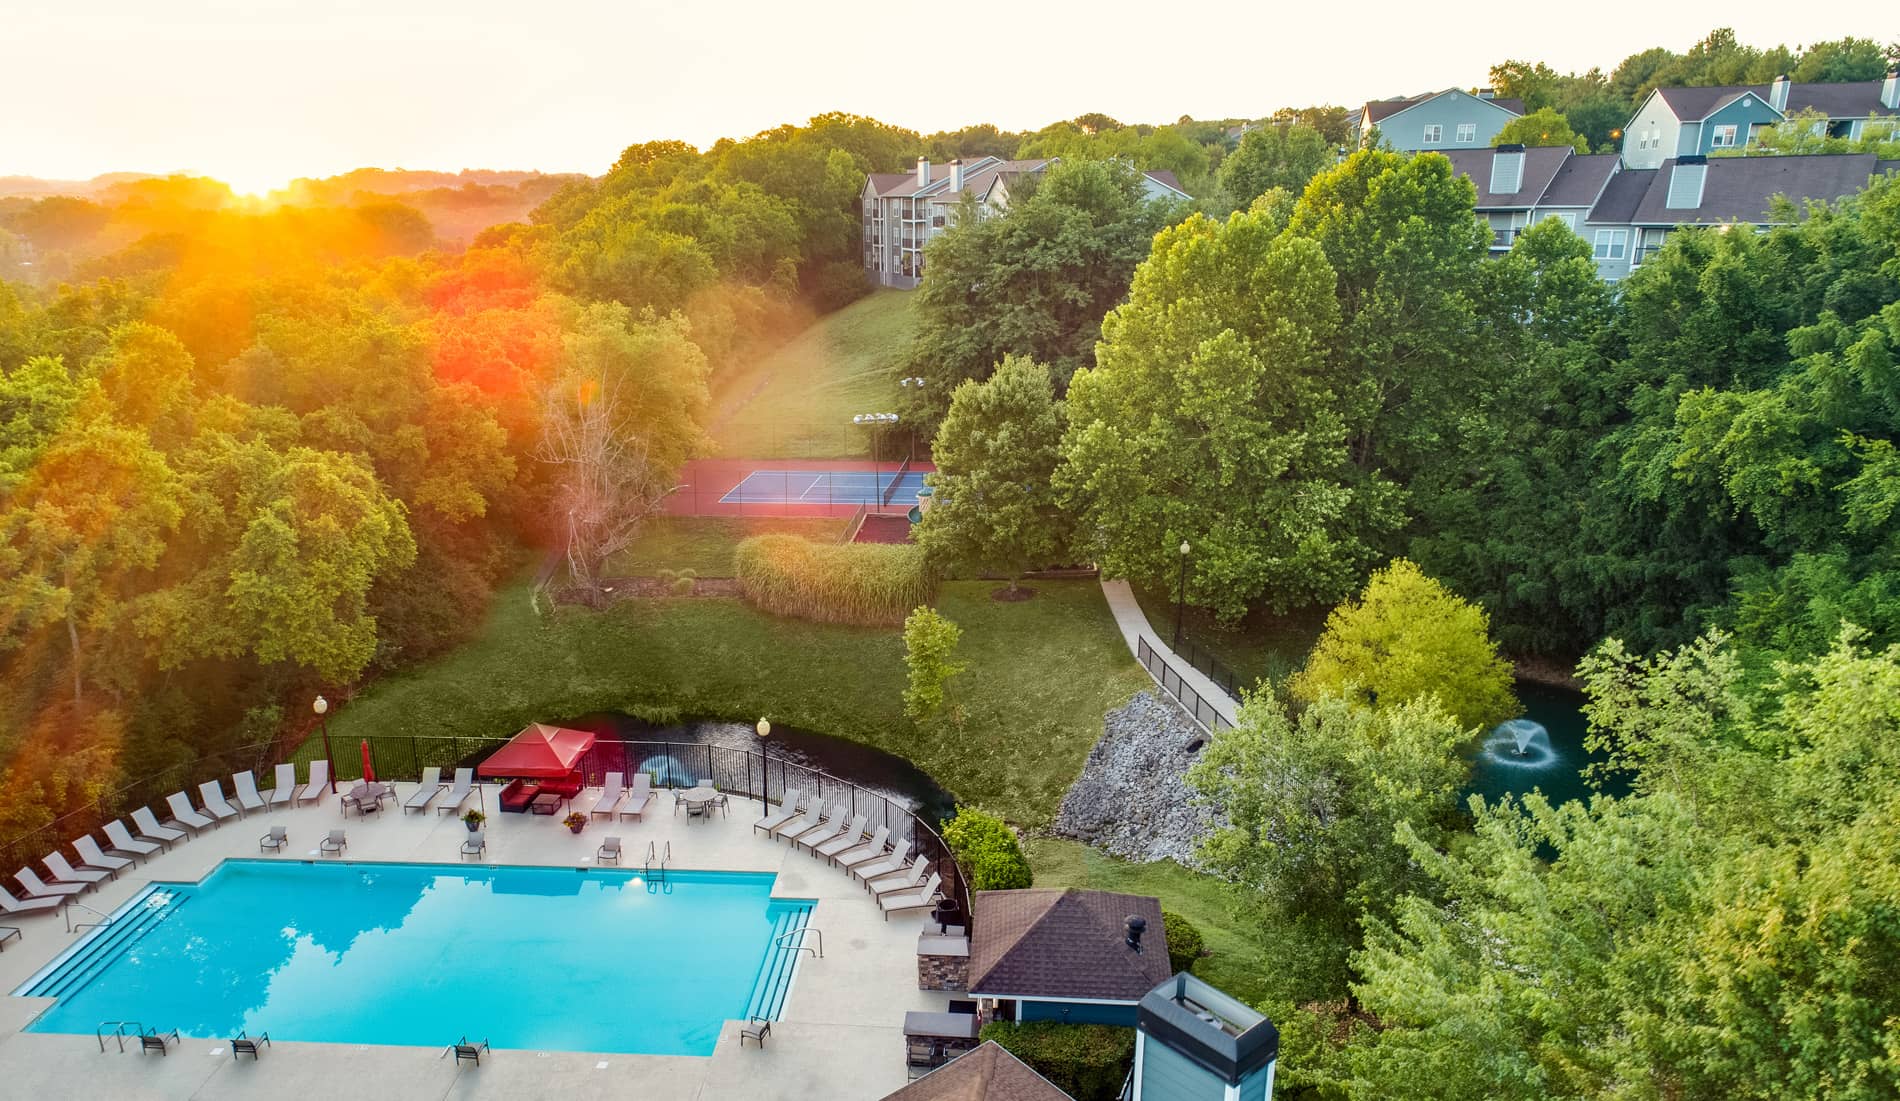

[1347,88,1524,152]
[1622,70,1900,169]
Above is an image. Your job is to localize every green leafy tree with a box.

[1493,107,1591,152]
[903,605,965,721]
[1217,123,1334,208]
[0,355,81,494]
[916,356,1069,593]
[1292,559,1519,731]
[941,805,1032,890]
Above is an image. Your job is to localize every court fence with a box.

[4,731,972,931]
[677,466,927,518]
[1137,636,1236,733]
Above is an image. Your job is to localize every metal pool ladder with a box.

[645,840,670,881]
[96,1020,145,1053]
[775,926,823,959]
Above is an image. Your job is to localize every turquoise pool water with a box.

[17,861,811,1055]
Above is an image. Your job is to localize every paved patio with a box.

[0,782,951,1100]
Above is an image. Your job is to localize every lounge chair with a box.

[598,835,622,865]
[403,767,445,813]
[850,840,913,885]
[785,803,842,847]
[0,889,63,916]
[834,826,891,872]
[296,760,331,804]
[813,816,870,862]
[773,799,829,844]
[103,820,161,860]
[751,788,803,837]
[260,826,288,853]
[450,1036,490,1066]
[132,806,186,847]
[267,763,297,807]
[164,792,213,834]
[880,872,942,920]
[870,855,930,897]
[231,1031,270,1060]
[460,831,486,860]
[0,926,21,949]
[320,829,347,856]
[198,781,241,823]
[140,1027,180,1056]
[14,867,85,899]
[436,768,475,815]
[618,774,653,821]
[74,836,132,877]
[231,771,267,814]
[739,1017,771,1048]
[587,772,625,820]
[42,852,109,889]
[798,810,859,854]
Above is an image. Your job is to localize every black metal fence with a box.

[6,732,972,927]
[1137,637,1236,732]
[1172,635,1243,701]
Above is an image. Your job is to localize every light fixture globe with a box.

[313,695,328,716]
[756,717,770,738]
[1180,540,1191,556]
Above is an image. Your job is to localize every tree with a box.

[1493,107,1590,152]
[0,355,80,494]
[1058,205,1401,621]
[903,605,965,721]
[941,805,1032,890]
[1292,559,1519,731]
[915,357,1069,593]
[1217,123,1333,208]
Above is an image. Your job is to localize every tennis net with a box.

[881,454,914,506]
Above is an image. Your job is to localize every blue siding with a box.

[1138,1037,1225,1101]
[1021,1000,1138,1026]
[1238,1059,1275,1101]
[1695,94,1778,156]
[1370,92,1519,152]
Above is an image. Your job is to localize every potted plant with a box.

[563,811,586,835]
[462,809,485,833]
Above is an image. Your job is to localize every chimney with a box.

[949,158,964,191]
[1769,74,1790,113]
[1477,87,1496,100]
[917,157,930,187]
[1125,915,1148,953]
[1884,69,1899,110]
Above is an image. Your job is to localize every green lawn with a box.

[1133,582,1325,699]
[605,517,845,577]
[323,579,1145,825]
[708,290,918,459]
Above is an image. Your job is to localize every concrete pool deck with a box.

[0,783,952,1099]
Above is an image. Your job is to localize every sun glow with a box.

[216,168,292,200]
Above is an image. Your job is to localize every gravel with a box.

[1052,691,1222,868]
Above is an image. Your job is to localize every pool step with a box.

[20,889,189,1002]
[743,904,814,1021]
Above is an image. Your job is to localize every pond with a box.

[1462,682,1631,810]
[553,714,958,825]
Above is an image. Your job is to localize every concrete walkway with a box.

[1099,578,1241,729]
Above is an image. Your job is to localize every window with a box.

[1541,211,1576,229]
[1711,124,1738,147]
[1456,123,1476,143]
[1422,124,1443,144]
[1593,229,1627,261]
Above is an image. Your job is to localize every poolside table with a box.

[530,793,562,815]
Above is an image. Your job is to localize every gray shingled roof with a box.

[1143,169,1187,195]
[882,1043,1073,1101]
[1650,80,1896,121]
[1442,146,1573,208]
[1541,154,1621,207]
[1363,91,1523,125]
[1627,154,1889,225]
[1588,168,1656,224]
[1653,85,1756,121]
[969,889,1171,1001]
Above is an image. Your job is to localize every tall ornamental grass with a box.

[735,533,933,626]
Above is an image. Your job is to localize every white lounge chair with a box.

[15,867,85,899]
[869,854,930,897]
[587,772,625,819]
[0,888,63,915]
[132,806,186,847]
[880,872,942,920]
[774,800,829,844]
[814,816,871,863]
[799,811,860,854]
[834,826,891,871]
[231,771,267,814]
[850,840,912,885]
[436,768,475,815]
[296,760,331,804]
[164,792,213,834]
[103,820,161,860]
[403,767,445,813]
[198,781,241,823]
[43,852,109,888]
[751,788,803,837]
[618,773,653,821]
[320,830,347,856]
[72,837,132,877]
[786,803,842,847]
[265,763,295,807]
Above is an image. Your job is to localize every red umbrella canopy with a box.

[361,740,374,782]
[478,723,596,779]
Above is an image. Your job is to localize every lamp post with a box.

[1173,541,1191,649]
[313,695,337,793]
[755,717,772,811]
[852,412,900,501]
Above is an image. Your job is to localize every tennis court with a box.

[720,469,927,506]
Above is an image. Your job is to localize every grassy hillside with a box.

[708,289,918,459]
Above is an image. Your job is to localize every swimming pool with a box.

[15,860,812,1055]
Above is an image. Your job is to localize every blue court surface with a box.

[720,469,926,505]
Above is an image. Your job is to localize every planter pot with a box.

[567,825,584,835]
[465,820,482,832]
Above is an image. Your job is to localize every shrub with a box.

[942,806,1032,890]
[904,606,966,720]
[978,1021,1135,1101]
[1162,910,1204,973]
[734,533,933,626]
[669,576,695,596]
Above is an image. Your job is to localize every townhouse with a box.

[1348,88,1524,152]
[1624,70,1899,168]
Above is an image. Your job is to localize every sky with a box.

[3,0,1893,192]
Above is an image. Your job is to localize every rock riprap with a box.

[1053,691,1221,867]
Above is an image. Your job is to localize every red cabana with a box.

[479,723,596,779]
